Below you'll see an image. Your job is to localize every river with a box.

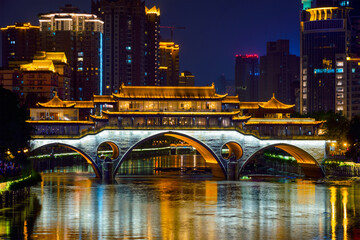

[2,155,360,239]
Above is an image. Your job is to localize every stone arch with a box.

[113,131,226,178]
[239,143,324,178]
[30,143,101,178]
[97,141,120,160]
[221,141,243,160]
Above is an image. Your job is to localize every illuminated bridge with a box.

[28,84,327,179]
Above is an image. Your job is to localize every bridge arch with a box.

[113,131,226,178]
[30,143,102,178]
[221,141,243,161]
[239,143,325,178]
[97,141,120,160]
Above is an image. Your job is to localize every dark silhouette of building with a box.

[1,23,39,68]
[92,0,146,93]
[39,5,104,101]
[179,71,195,86]
[259,40,300,105]
[235,54,259,101]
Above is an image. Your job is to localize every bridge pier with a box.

[102,157,114,183]
[226,161,237,180]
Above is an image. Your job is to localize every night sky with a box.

[0,0,303,86]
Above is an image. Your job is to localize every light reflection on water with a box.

[10,174,357,240]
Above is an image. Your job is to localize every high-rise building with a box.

[1,23,39,68]
[145,6,160,86]
[179,71,195,86]
[159,42,179,86]
[300,0,353,115]
[259,40,300,104]
[92,0,146,93]
[235,54,259,101]
[39,5,103,100]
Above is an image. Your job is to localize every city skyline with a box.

[0,0,302,86]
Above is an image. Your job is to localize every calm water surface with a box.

[3,173,360,239]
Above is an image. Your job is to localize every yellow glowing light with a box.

[145,6,160,16]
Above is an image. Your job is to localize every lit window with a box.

[337,106,344,111]
[336,93,344,99]
[303,94,307,99]
[77,57,83,61]
[336,87,344,92]
[303,75,307,80]
[337,81,343,86]
[336,74,343,79]
[78,52,84,56]
[336,62,344,67]
[303,81,307,87]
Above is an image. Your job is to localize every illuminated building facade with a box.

[235,54,259,102]
[179,71,195,86]
[145,6,160,86]
[92,0,146,92]
[29,84,323,138]
[159,42,180,86]
[19,52,70,107]
[300,1,352,114]
[1,23,39,67]
[39,5,104,101]
[259,40,300,105]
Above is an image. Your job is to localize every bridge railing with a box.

[30,124,325,141]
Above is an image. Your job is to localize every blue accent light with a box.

[314,69,335,74]
[352,68,356,73]
[127,59,132,64]
[126,46,131,51]
[336,68,344,73]
[99,32,103,95]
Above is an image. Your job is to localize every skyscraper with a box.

[235,54,259,101]
[145,6,160,86]
[159,42,179,86]
[300,0,352,115]
[39,5,104,100]
[92,0,146,94]
[259,40,300,104]
[1,22,39,68]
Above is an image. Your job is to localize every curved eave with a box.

[112,95,226,100]
[37,102,76,108]
[102,110,241,116]
[90,115,109,121]
[232,115,252,122]
[245,121,324,125]
[258,105,295,110]
[27,120,94,125]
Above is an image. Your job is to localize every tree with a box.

[0,86,33,161]
[292,111,349,142]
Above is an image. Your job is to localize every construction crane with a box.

[159,26,186,42]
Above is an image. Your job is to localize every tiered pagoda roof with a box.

[37,92,75,108]
[113,83,227,100]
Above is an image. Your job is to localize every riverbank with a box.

[0,171,41,208]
